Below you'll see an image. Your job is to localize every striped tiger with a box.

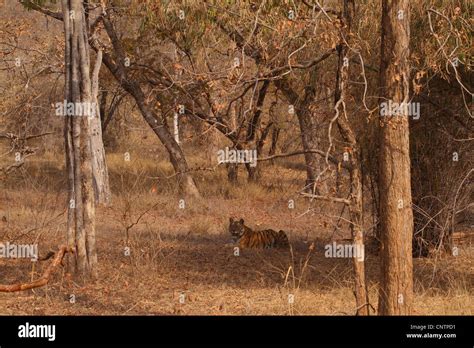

[228,217,289,249]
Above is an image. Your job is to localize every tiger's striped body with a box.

[228,217,289,249]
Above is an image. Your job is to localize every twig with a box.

[300,192,350,205]
[258,149,350,169]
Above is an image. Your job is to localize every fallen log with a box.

[0,246,70,292]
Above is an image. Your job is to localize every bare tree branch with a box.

[0,246,71,292]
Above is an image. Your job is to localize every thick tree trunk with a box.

[62,0,98,278]
[243,80,270,182]
[246,121,273,182]
[77,0,97,278]
[227,163,238,183]
[275,77,327,194]
[377,0,414,315]
[245,164,259,182]
[298,107,325,193]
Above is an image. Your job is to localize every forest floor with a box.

[0,151,472,315]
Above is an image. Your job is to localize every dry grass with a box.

[0,151,472,315]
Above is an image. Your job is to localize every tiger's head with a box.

[229,217,246,242]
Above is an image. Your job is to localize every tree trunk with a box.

[90,49,111,206]
[227,163,238,183]
[62,0,98,278]
[245,164,259,182]
[275,76,327,194]
[377,0,414,315]
[298,106,325,193]
[77,0,97,278]
[125,81,200,198]
[268,126,280,165]
[98,17,200,198]
[335,0,369,315]
[63,0,75,274]
[244,80,269,182]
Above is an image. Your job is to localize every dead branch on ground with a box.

[0,246,71,292]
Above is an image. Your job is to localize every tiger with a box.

[228,217,289,249]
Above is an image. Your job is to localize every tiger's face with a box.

[229,217,246,243]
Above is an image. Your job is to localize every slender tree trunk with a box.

[377,0,414,315]
[90,49,111,205]
[63,0,75,273]
[69,0,87,275]
[268,126,280,165]
[335,0,369,315]
[97,17,200,198]
[126,82,200,198]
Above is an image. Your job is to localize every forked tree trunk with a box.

[275,76,327,194]
[243,80,269,182]
[377,0,414,315]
